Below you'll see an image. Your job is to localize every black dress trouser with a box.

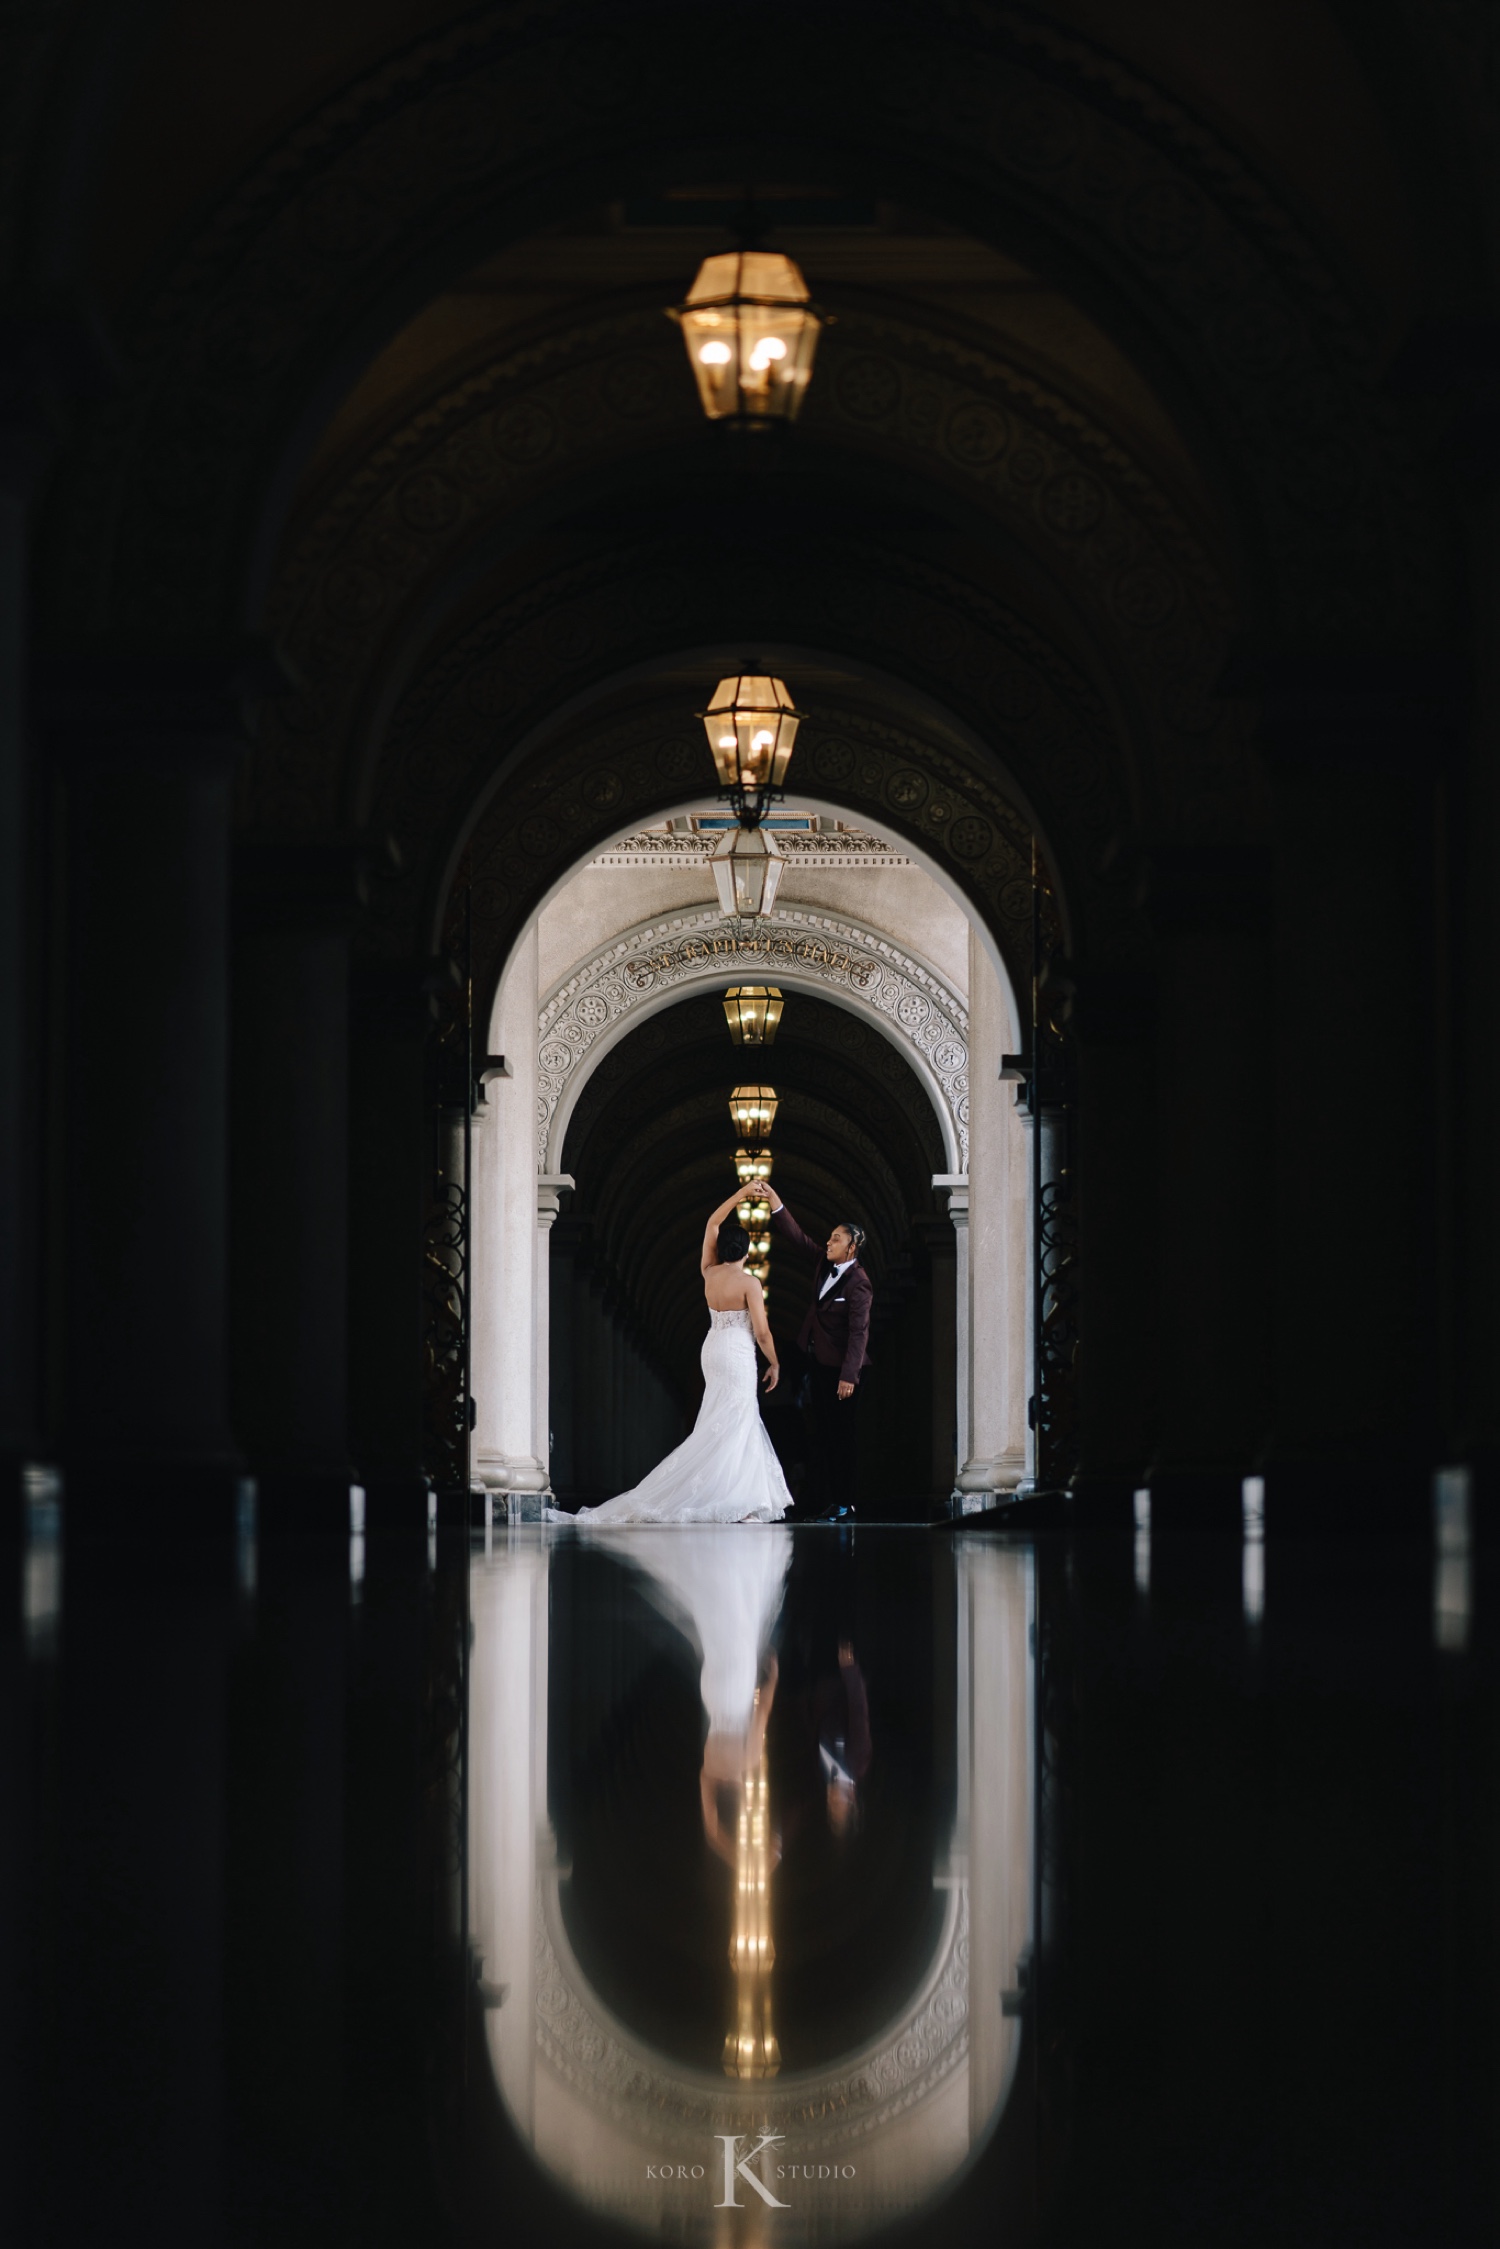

[806,1359,860,1513]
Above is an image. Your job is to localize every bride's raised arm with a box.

[700,1185,745,1275]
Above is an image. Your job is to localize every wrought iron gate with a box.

[422,881,473,1497]
[1025,844,1079,1494]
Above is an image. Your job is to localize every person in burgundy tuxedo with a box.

[765,1186,872,1519]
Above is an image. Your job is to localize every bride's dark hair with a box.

[716,1220,750,1263]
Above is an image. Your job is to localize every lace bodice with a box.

[708,1306,752,1330]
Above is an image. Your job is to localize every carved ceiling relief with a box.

[359,548,1125,995]
[39,2,1437,682]
[247,306,1248,848]
[420,691,1053,1019]
[538,906,971,1170]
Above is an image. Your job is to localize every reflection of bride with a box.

[617,1522,791,2077]
[612,1524,793,1769]
[562,1188,793,1525]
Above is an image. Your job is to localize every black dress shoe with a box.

[812,1503,855,1522]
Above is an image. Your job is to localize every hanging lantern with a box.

[710,826,785,918]
[671,250,825,429]
[746,1257,771,1287]
[729,1085,778,1138]
[734,1145,774,1185]
[700,675,802,822]
[737,1196,771,1229]
[723,986,783,1045]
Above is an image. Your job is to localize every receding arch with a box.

[537,903,972,1175]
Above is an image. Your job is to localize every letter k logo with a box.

[715,2133,790,2208]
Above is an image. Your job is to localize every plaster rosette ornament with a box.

[670,249,825,428]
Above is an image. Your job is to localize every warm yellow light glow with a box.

[734,1145,773,1185]
[698,675,802,812]
[723,1751,779,2078]
[722,984,784,1043]
[729,1085,778,1138]
[670,249,825,428]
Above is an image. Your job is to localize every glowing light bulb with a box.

[749,337,787,372]
[699,341,732,365]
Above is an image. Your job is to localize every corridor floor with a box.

[5,1509,1494,2247]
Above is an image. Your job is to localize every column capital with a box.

[536,1173,574,1228]
[933,1173,969,1224]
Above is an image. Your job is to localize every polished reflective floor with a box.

[4,1505,1495,2246]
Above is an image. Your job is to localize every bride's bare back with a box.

[700,1187,779,1384]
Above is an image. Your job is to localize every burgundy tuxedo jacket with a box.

[770,1203,873,1386]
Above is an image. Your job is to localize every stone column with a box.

[231,845,358,1531]
[956,929,1029,1505]
[1257,658,1442,1525]
[1142,849,1271,1525]
[935,1176,971,1497]
[348,959,433,1526]
[1067,969,1159,1519]
[39,660,264,1521]
[0,413,48,1519]
[473,924,547,1508]
[533,1175,573,1497]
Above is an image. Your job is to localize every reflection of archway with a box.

[539,905,971,1174]
[467,1533,1033,2244]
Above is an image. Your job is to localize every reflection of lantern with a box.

[734,1145,773,1185]
[710,826,786,918]
[672,250,825,430]
[729,1086,778,1138]
[723,986,783,1045]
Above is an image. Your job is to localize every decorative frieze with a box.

[538,906,970,1171]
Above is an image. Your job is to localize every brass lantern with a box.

[734,1145,773,1185]
[723,986,783,1045]
[729,1085,778,1139]
[737,1196,771,1229]
[700,675,802,822]
[710,826,785,918]
[671,250,825,429]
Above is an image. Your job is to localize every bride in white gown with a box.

[562,1187,793,1526]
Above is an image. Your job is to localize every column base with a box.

[1146,1468,1246,1536]
[360,1470,432,1533]
[1259,1456,1433,1538]
[1066,1474,1142,1532]
[255,1468,360,1538]
[476,1453,550,1495]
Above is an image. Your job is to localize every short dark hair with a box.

[717,1221,750,1263]
[831,1221,866,1256]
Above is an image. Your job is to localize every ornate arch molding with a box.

[39,0,1436,659]
[369,586,1109,1007]
[533,1870,973,2157]
[540,905,971,1173]
[246,301,1245,843]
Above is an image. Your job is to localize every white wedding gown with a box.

[565,1307,792,1526]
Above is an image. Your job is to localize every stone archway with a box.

[538,904,972,1174]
